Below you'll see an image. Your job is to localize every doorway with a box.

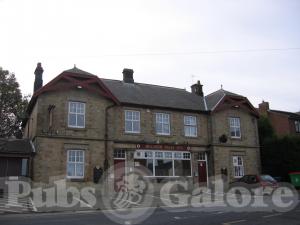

[197,152,208,186]
[113,149,126,192]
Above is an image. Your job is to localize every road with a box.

[0,203,300,225]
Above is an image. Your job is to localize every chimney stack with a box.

[258,101,270,116]
[34,62,44,93]
[123,68,134,83]
[191,80,203,97]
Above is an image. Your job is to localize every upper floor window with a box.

[67,150,84,179]
[233,156,244,178]
[156,113,170,135]
[68,102,85,128]
[295,121,300,133]
[125,110,140,133]
[184,115,197,137]
[229,117,241,138]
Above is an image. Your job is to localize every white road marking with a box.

[73,197,93,208]
[262,213,283,218]
[211,211,225,215]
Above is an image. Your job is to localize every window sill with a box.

[66,177,85,182]
[184,135,198,139]
[230,136,242,140]
[124,132,142,136]
[155,133,171,137]
[66,127,87,131]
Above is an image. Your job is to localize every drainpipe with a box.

[104,103,116,171]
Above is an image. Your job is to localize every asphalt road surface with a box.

[0,203,300,225]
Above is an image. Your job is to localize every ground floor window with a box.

[114,149,126,159]
[198,152,206,161]
[67,150,85,179]
[232,156,244,178]
[21,159,28,176]
[134,150,191,177]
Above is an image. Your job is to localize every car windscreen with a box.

[260,175,276,182]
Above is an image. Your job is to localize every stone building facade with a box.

[23,64,261,190]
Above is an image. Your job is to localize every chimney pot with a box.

[123,68,134,83]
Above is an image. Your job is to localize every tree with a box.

[258,116,300,181]
[0,67,29,138]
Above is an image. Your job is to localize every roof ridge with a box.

[64,67,97,77]
[205,89,223,97]
[206,88,242,98]
[102,78,188,92]
[270,109,300,116]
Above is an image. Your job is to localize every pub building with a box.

[23,64,261,191]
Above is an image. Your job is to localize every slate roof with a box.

[269,110,300,120]
[205,89,243,110]
[0,139,34,154]
[102,79,207,111]
[64,67,96,77]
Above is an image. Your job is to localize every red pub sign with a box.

[136,144,191,151]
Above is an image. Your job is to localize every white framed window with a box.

[229,117,241,138]
[184,115,197,137]
[134,150,191,177]
[67,150,85,179]
[198,152,206,161]
[125,110,140,133]
[156,113,170,135]
[114,149,126,159]
[68,102,85,128]
[233,156,244,178]
[295,121,300,133]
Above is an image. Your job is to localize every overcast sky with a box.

[0,0,299,112]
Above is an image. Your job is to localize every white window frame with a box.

[233,156,244,178]
[198,152,207,161]
[184,115,197,137]
[134,150,192,177]
[67,150,85,179]
[295,121,300,133]
[125,110,141,133]
[155,113,171,135]
[114,149,126,159]
[229,117,241,138]
[68,101,86,128]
